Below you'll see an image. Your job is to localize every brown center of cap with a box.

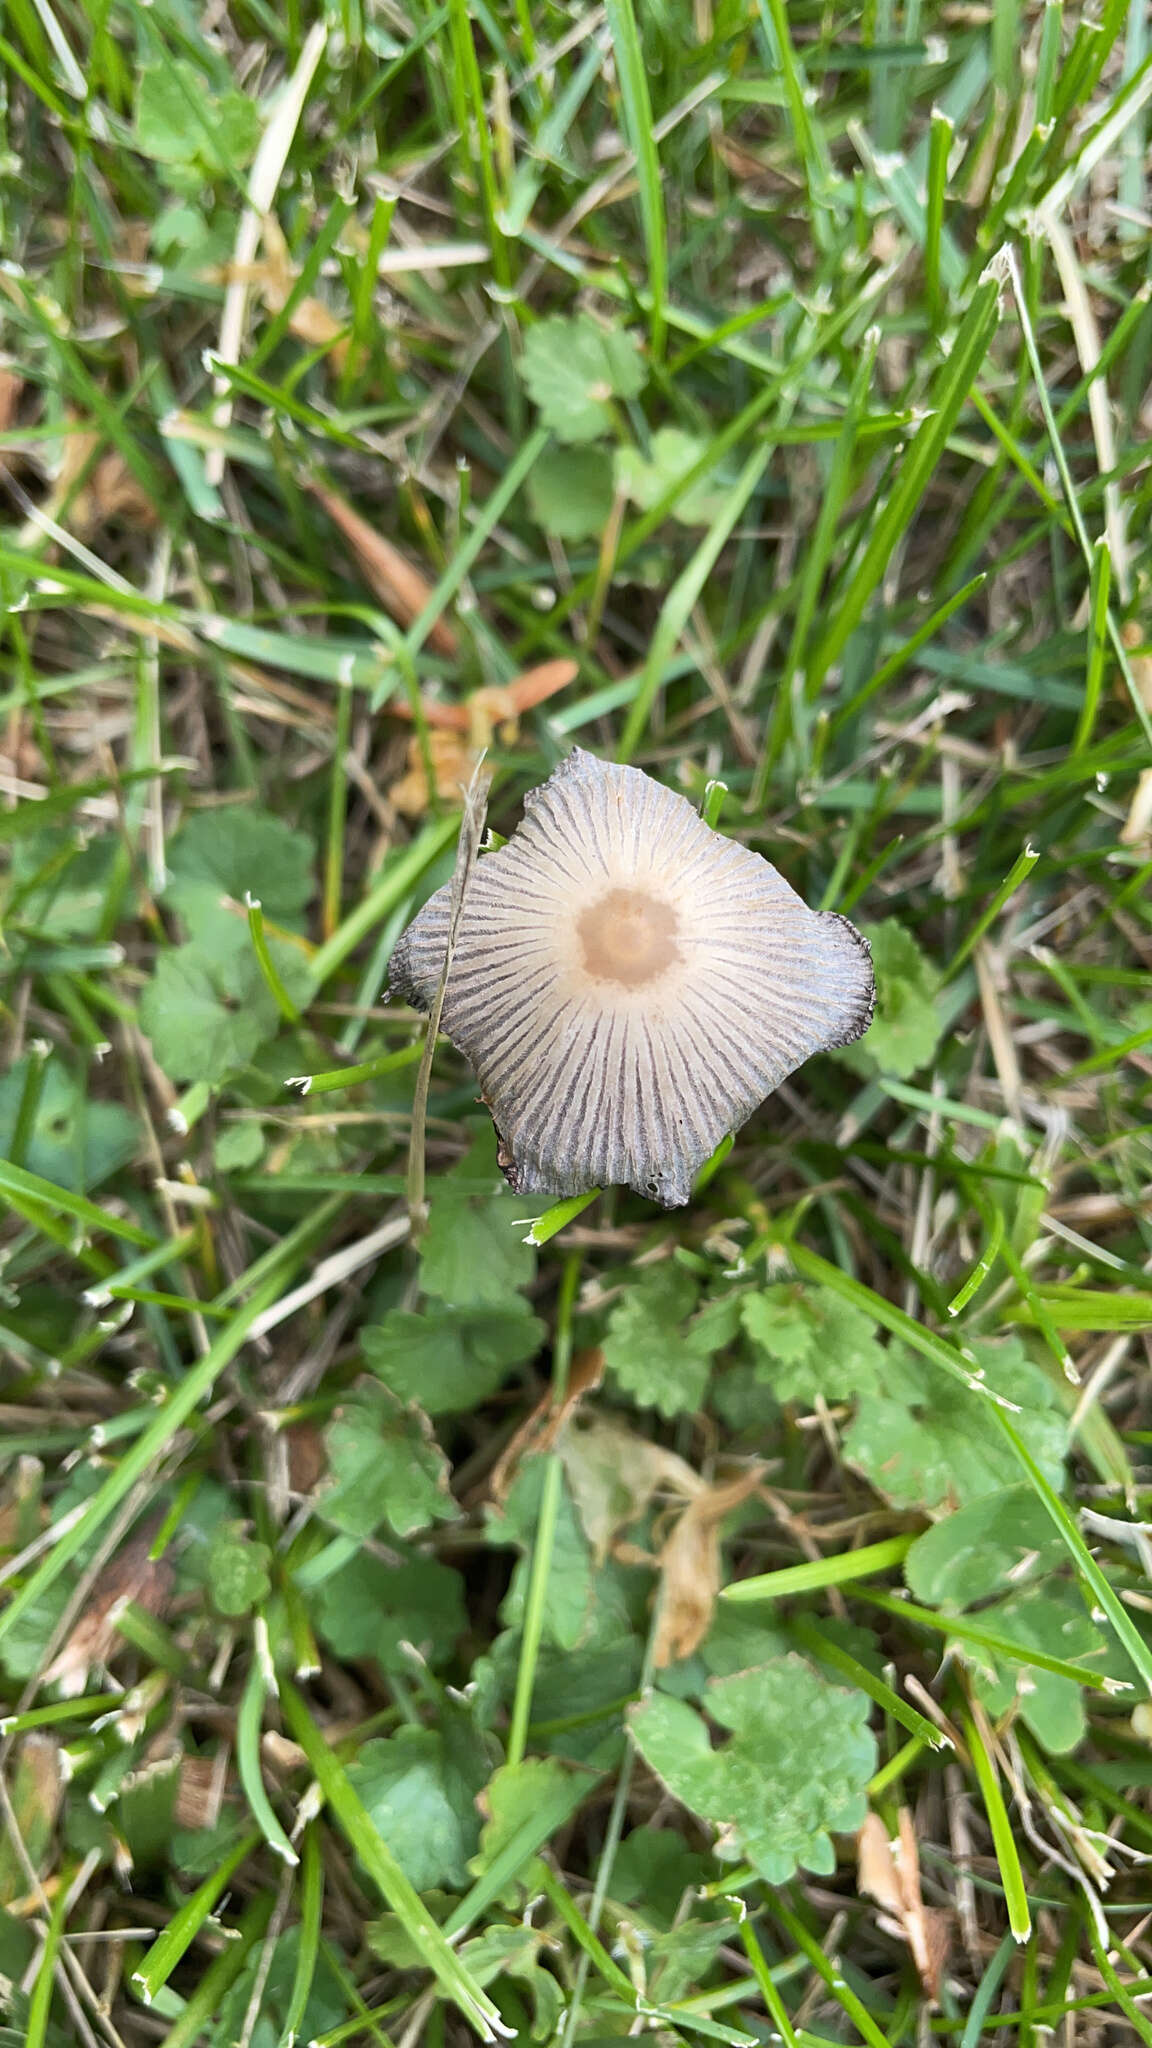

[577,886,681,988]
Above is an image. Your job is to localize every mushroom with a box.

[389,748,874,1208]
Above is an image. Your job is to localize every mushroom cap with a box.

[389,748,874,1207]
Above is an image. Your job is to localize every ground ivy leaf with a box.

[630,1656,876,1885]
[519,313,646,442]
[711,1362,781,1432]
[347,1722,489,1891]
[205,1526,271,1616]
[511,1639,643,1768]
[164,805,314,918]
[10,827,122,938]
[0,1578,73,1686]
[955,1580,1106,1754]
[646,1918,734,2004]
[115,1754,181,1870]
[138,945,275,1086]
[321,1386,458,1539]
[904,1485,1067,1607]
[212,1122,266,1174]
[308,1553,467,1670]
[527,445,615,540]
[840,918,941,1080]
[602,1265,727,1419]
[212,1926,346,2048]
[367,1903,457,1972]
[363,1303,545,1415]
[698,1607,791,1678]
[740,1282,885,1404]
[162,806,315,971]
[468,1757,575,1877]
[614,428,728,526]
[844,1336,1069,1510]
[611,1823,712,1929]
[420,1189,536,1311]
[0,1056,139,1193]
[134,56,261,173]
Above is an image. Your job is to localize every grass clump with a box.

[3,3,1152,2045]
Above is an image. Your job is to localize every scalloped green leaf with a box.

[519,313,646,442]
[630,1656,876,1884]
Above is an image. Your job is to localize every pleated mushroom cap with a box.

[389,748,874,1208]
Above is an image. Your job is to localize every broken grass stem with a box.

[246,894,301,1022]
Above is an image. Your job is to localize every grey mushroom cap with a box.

[389,748,874,1208]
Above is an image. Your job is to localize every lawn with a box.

[2,2,1152,2044]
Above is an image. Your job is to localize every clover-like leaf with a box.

[467,1757,577,1879]
[213,1123,266,1174]
[363,1302,545,1415]
[162,806,315,961]
[9,826,121,938]
[740,1282,885,1405]
[134,57,261,173]
[630,1656,876,1884]
[611,1823,712,1929]
[139,943,307,1087]
[952,1580,1106,1754]
[347,1722,489,1891]
[420,1188,536,1311]
[0,1056,139,1193]
[489,1457,596,1650]
[321,1385,458,1539]
[602,1265,729,1419]
[210,1927,346,2048]
[904,1485,1066,1608]
[308,1553,466,1670]
[614,428,728,527]
[462,1924,565,2041]
[519,314,646,442]
[844,1338,1068,1511]
[527,445,615,540]
[839,918,940,1080]
[205,1526,271,1617]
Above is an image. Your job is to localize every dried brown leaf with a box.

[390,730,479,818]
[488,1348,605,1503]
[41,1533,173,1698]
[51,426,157,538]
[286,1421,327,1496]
[0,368,24,432]
[388,661,579,741]
[0,1734,63,1904]
[173,1754,222,1831]
[228,217,350,368]
[309,481,459,655]
[858,1807,950,2001]
[651,1468,764,1666]
[558,1416,702,1564]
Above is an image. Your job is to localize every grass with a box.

[2,3,1152,2046]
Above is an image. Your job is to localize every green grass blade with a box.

[279,1680,509,2040]
[0,1262,289,1650]
[992,1408,1152,1695]
[131,1830,263,2004]
[961,1710,1031,1943]
[722,1534,913,1602]
[604,0,667,356]
[805,266,1003,696]
[619,444,771,760]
